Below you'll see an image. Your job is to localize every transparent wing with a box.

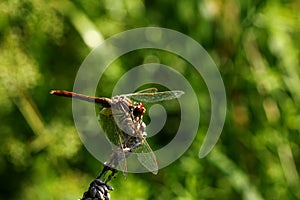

[132,139,158,174]
[106,124,129,173]
[100,109,128,173]
[127,90,184,103]
[134,87,158,94]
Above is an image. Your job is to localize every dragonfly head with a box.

[132,102,146,119]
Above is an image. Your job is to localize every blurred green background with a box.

[1,0,300,199]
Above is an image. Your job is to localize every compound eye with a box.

[133,103,145,117]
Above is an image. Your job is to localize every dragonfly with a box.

[50,88,184,179]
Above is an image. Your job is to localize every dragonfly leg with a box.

[97,162,118,183]
[97,164,110,179]
[105,167,118,183]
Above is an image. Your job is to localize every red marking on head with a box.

[133,103,145,117]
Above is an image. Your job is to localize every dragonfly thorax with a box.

[109,96,147,139]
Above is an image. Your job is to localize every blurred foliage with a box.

[1,0,300,199]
